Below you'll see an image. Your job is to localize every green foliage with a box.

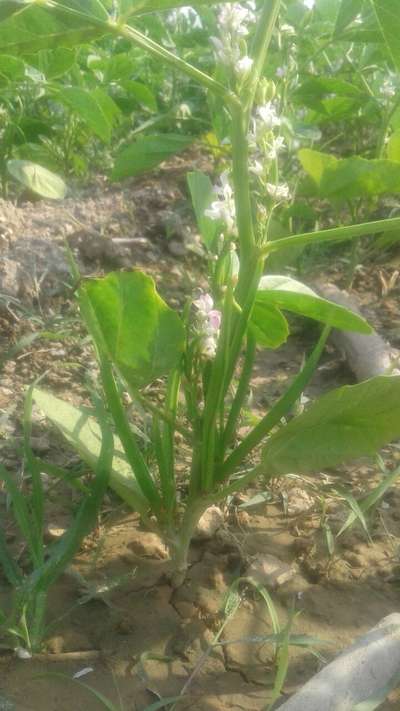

[263,377,400,476]
[299,149,400,200]
[255,276,372,333]
[82,271,185,388]
[111,134,192,180]
[32,388,150,515]
[187,170,219,251]
[6,159,67,198]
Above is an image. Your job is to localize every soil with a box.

[1,156,400,710]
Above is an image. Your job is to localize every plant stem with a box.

[261,216,400,255]
[219,325,330,480]
[221,333,256,455]
[244,0,282,121]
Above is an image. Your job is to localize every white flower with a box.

[205,171,236,233]
[249,159,264,176]
[280,23,295,35]
[218,3,255,36]
[266,182,290,200]
[193,293,221,359]
[236,55,254,76]
[267,136,285,160]
[168,6,203,29]
[381,77,396,97]
[276,66,286,78]
[257,102,281,130]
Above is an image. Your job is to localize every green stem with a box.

[109,22,235,103]
[99,357,162,514]
[219,325,330,480]
[221,333,256,455]
[244,0,282,120]
[200,286,234,491]
[261,216,400,255]
[230,105,256,260]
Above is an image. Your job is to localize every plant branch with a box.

[261,217,400,256]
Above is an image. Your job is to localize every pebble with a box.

[246,553,295,589]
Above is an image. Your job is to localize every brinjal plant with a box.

[1,0,400,599]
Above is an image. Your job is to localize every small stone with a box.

[193,506,224,541]
[44,524,67,543]
[168,240,186,257]
[246,553,295,589]
[29,435,50,454]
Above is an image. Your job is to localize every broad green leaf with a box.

[299,149,400,200]
[334,0,364,35]
[37,47,76,79]
[119,0,232,18]
[91,87,121,127]
[0,0,30,22]
[0,53,25,80]
[187,171,219,251]
[298,148,337,187]
[294,77,364,115]
[58,87,113,142]
[249,303,289,349]
[263,376,400,476]
[386,130,400,162]
[111,134,192,180]
[0,5,102,54]
[7,160,67,199]
[33,388,149,515]
[371,0,400,71]
[53,0,110,22]
[83,271,185,388]
[121,80,158,112]
[256,276,372,333]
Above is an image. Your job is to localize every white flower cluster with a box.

[211,2,256,77]
[205,170,236,233]
[193,293,222,358]
[247,101,289,200]
[167,6,203,29]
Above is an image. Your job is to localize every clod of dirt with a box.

[194,506,224,541]
[245,553,295,589]
[0,258,24,301]
[286,487,314,516]
[128,530,169,559]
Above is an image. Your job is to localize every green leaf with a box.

[58,86,114,142]
[249,303,289,349]
[37,47,76,79]
[187,171,219,251]
[0,54,25,80]
[111,134,192,180]
[32,388,149,515]
[334,0,364,36]
[299,149,400,200]
[0,5,103,54]
[119,0,232,18]
[0,0,30,22]
[371,0,400,71]
[121,79,158,112]
[7,160,67,199]
[263,376,400,476]
[256,276,372,333]
[386,130,400,162]
[83,271,185,388]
